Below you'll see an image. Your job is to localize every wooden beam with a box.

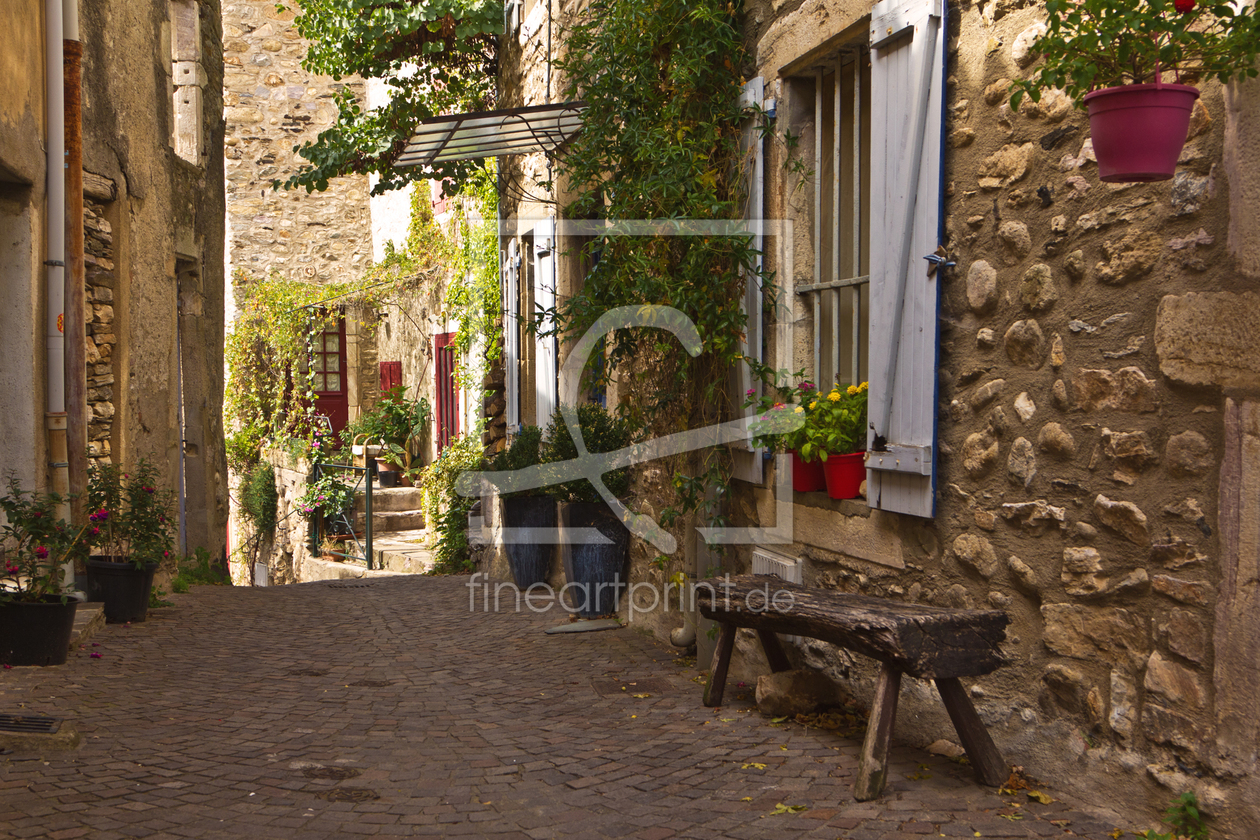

[855,663,901,801]
[936,677,1008,787]
[703,622,736,707]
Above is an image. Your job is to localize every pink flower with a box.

[91,526,100,536]
[34,546,49,559]
[745,388,755,396]
[90,652,102,659]
[799,382,814,391]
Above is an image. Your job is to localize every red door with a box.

[435,333,459,453]
[312,318,349,441]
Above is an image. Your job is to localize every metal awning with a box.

[395,101,586,168]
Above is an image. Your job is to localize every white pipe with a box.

[45,0,66,417]
[62,0,78,40]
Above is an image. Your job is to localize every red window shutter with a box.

[434,334,458,452]
[379,361,402,393]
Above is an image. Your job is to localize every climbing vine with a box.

[445,160,502,386]
[548,0,762,549]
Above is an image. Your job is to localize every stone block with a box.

[966,260,998,313]
[998,221,1032,263]
[1000,499,1066,531]
[1093,494,1149,545]
[1109,669,1137,740]
[1007,437,1036,487]
[1156,292,1260,389]
[1102,428,1157,470]
[962,431,998,477]
[1162,608,1208,664]
[1061,547,1107,596]
[952,533,998,578]
[1165,430,1213,476]
[1152,574,1209,606]
[1019,264,1058,312]
[1041,603,1149,667]
[1037,422,1076,460]
[1004,319,1045,368]
[755,669,841,717]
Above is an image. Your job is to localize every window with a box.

[789,44,871,392]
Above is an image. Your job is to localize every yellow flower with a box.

[827,392,840,402]
[794,406,804,413]
[809,400,817,410]
[858,381,868,392]
[846,384,858,396]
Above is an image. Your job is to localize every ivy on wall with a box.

[446,160,502,387]
[549,0,761,543]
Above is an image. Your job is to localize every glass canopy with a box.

[395,101,586,167]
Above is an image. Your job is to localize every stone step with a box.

[70,603,105,649]
[353,509,425,532]
[354,486,425,514]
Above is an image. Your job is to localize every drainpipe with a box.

[45,0,69,522]
[63,0,87,529]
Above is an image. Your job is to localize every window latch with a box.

[923,247,954,278]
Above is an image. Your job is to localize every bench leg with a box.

[756,629,792,673]
[703,622,736,707]
[935,677,1008,787]
[854,663,901,801]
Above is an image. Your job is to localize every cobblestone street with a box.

[1,578,1128,839]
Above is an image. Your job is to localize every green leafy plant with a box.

[171,547,229,593]
[278,0,500,195]
[486,425,546,500]
[1136,791,1210,840]
[346,385,432,473]
[0,477,87,603]
[1010,0,1260,107]
[744,371,816,453]
[296,471,356,525]
[418,431,486,575]
[798,382,868,463]
[85,459,177,569]
[540,404,635,503]
[240,461,279,534]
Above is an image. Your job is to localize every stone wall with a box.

[84,199,116,466]
[222,0,373,287]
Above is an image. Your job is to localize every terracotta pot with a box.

[822,451,866,500]
[788,450,826,493]
[1084,82,1198,183]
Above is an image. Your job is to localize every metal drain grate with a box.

[313,787,379,802]
[0,714,62,734]
[325,582,372,589]
[303,766,361,781]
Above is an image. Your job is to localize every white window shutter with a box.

[731,76,766,484]
[866,0,944,518]
[533,218,558,427]
[505,239,520,431]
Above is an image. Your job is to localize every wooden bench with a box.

[696,575,1010,801]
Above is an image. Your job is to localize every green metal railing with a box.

[309,457,377,569]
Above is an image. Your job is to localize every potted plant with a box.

[798,382,869,500]
[296,470,357,537]
[487,425,556,589]
[745,377,819,492]
[84,459,176,624]
[346,386,431,486]
[1010,0,1260,182]
[0,478,86,666]
[541,404,635,619]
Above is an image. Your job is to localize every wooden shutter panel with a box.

[533,219,558,427]
[379,361,402,394]
[866,0,945,518]
[504,239,520,431]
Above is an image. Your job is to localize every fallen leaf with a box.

[780,745,787,751]
[771,716,789,723]
[1027,790,1053,805]
[632,693,651,699]
[768,803,807,816]
[999,814,1024,821]
[719,718,735,722]
[740,797,752,802]
[742,762,767,770]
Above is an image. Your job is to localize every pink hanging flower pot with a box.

[1083,81,1198,183]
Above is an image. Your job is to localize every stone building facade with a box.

[476,0,1260,832]
[0,0,228,562]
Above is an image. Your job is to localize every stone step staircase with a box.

[352,486,426,533]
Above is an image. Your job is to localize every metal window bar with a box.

[800,50,869,390]
[310,458,376,570]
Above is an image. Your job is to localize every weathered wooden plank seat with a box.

[696,575,1010,801]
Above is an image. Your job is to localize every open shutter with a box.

[732,76,766,485]
[866,0,945,518]
[379,360,402,394]
[533,218,558,427]
[504,239,520,432]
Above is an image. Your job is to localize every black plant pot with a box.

[501,495,557,589]
[559,502,629,619]
[0,596,78,666]
[86,557,158,624]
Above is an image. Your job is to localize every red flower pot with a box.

[788,450,826,493]
[1084,82,1199,183]
[822,452,866,500]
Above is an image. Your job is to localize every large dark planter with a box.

[0,596,78,666]
[86,557,158,624]
[559,502,629,619]
[501,495,557,589]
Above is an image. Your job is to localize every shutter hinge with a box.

[923,247,955,278]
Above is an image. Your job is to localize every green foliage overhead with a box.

[1010,0,1260,107]
[278,0,502,194]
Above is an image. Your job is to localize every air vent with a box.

[750,548,803,643]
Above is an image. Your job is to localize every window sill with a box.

[791,489,872,519]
